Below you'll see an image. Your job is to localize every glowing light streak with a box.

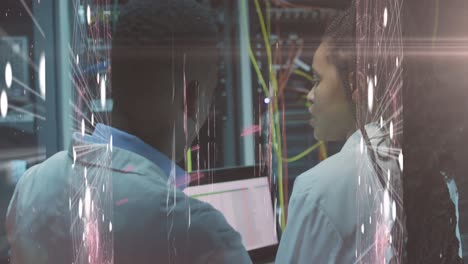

[116,198,129,206]
[384,189,390,220]
[85,187,91,218]
[390,121,394,139]
[241,125,261,137]
[79,198,83,219]
[368,77,374,112]
[398,151,403,171]
[383,7,388,27]
[39,53,46,98]
[100,77,106,109]
[110,135,113,152]
[5,62,12,88]
[19,0,45,38]
[87,5,91,25]
[0,90,7,117]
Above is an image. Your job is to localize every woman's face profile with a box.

[307,41,356,141]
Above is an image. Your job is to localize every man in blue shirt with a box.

[6,0,251,263]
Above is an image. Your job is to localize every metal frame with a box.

[34,0,72,157]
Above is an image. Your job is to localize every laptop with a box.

[183,166,279,263]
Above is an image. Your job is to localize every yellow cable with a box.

[319,141,328,160]
[265,0,271,36]
[243,0,286,229]
[241,0,270,97]
[273,99,286,229]
[293,69,314,82]
[254,0,286,229]
[286,141,323,163]
[186,148,192,173]
[254,0,272,74]
[254,0,278,94]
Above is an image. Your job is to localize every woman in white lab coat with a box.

[276,4,404,264]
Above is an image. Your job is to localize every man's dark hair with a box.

[111,0,218,118]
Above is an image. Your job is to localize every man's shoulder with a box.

[16,150,70,190]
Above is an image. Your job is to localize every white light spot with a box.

[102,214,105,222]
[380,116,384,128]
[358,175,361,186]
[5,62,12,88]
[384,189,390,220]
[360,136,364,154]
[398,151,403,171]
[369,216,372,224]
[361,224,365,234]
[0,90,8,118]
[369,186,371,195]
[392,200,397,221]
[39,52,46,98]
[12,44,20,54]
[85,187,91,218]
[110,135,113,152]
[100,77,106,109]
[396,57,399,67]
[78,198,83,219]
[76,55,79,64]
[383,7,388,28]
[109,221,113,232]
[86,5,91,25]
[390,121,394,139]
[388,169,391,182]
[264,97,270,104]
[72,148,76,167]
[103,184,105,193]
[81,119,85,135]
[374,75,377,86]
[380,202,383,215]
[91,200,94,213]
[390,235,393,244]
[69,198,71,210]
[91,113,94,126]
[97,73,100,84]
[368,78,374,112]
[84,167,87,179]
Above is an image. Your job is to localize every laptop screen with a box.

[184,177,278,251]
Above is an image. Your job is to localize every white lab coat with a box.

[276,125,400,264]
[6,135,252,264]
